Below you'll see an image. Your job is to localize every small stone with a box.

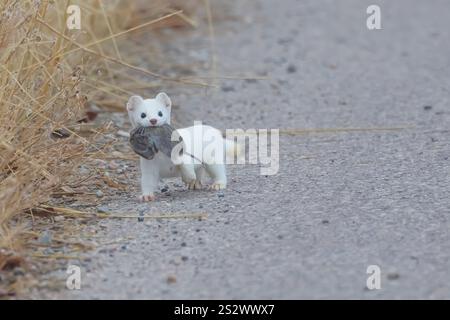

[97,206,109,213]
[322,219,330,224]
[221,85,235,92]
[423,105,432,111]
[387,272,400,280]
[277,38,292,45]
[181,256,188,262]
[0,289,8,297]
[218,192,225,198]
[171,257,182,266]
[43,248,54,255]
[167,275,177,284]
[108,161,119,169]
[287,64,297,73]
[161,186,169,193]
[244,15,253,24]
[13,268,25,277]
[96,190,104,198]
[79,165,90,175]
[38,231,52,245]
[181,242,187,247]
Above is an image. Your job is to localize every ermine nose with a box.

[150,119,157,125]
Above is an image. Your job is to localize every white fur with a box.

[127,92,233,202]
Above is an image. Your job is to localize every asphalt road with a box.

[34,0,450,299]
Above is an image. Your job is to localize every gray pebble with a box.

[43,248,54,255]
[97,206,109,213]
[13,268,25,277]
[221,85,235,92]
[387,272,400,280]
[287,64,297,73]
[38,231,52,245]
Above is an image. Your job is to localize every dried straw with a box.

[0,0,205,250]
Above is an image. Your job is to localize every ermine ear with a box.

[127,95,143,112]
[155,92,172,110]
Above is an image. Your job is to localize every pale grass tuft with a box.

[0,0,204,251]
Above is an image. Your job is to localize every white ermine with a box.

[127,92,239,202]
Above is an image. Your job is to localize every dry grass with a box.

[0,0,227,297]
[0,0,209,254]
[1,0,87,249]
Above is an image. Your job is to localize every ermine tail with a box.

[225,139,244,162]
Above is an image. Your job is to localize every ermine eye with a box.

[158,111,163,117]
[140,113,146,118]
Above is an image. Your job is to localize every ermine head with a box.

[127,92,172,128]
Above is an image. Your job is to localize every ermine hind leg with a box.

[193,166,206,190]
[205,164,227,190]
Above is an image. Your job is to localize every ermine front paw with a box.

[139,194,156,202]
[185,179,196,190]
[209,183,226,190]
